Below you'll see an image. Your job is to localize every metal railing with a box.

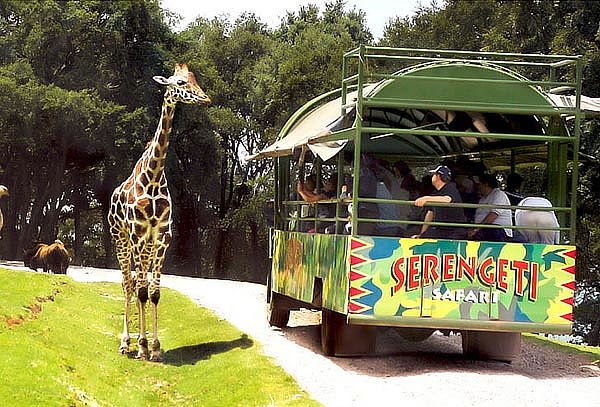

[336,45,582,243]
[274,46,583,244]
[281,198,570,236]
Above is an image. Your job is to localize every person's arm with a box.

[296,181,307,198]
[468,212,499,238]
[480,212,499,224]
[414,194,451,207]
[297,181,326,203]
[412,210,434,238]
[297,181,314,202]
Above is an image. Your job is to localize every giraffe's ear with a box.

[153,76,170,86]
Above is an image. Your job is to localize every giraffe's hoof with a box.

[119,338,130,354]
[150,350,162,362]
[136,337,149,360]
[136,348,150,360]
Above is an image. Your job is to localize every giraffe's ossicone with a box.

[108,64,210,361]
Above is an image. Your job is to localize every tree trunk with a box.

[1,149,33,258]
[72,188,88,265]
[97,173,116,268]
[214,226,230,276]
[172,191,199,274]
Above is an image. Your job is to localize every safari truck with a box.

[249,46,599,361]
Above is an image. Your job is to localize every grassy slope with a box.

[0,269,321,407]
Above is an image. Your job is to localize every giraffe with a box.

[108,64,210,361]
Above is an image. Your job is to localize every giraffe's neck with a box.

[140,98,176,181]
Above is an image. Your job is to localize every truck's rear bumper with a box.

[348,314,572,334]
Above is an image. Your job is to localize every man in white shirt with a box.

[468,173,513,242]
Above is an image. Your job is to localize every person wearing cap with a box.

[411,165,467,240]
[467,173,513,242]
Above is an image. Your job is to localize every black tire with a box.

[320,309,376,356]
[320,309,342,356]
[461,330,521,362]
[267,292,290,328]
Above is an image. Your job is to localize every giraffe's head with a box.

[153,64,211,105]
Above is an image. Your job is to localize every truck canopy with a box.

[249,61,600,164]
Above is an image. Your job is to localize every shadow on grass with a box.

[162,334,253,366]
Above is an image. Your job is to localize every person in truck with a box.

[467,173,513,242]
[411,165,467,240]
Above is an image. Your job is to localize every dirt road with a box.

[8,263,598,407]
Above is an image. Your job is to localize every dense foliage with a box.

[0,0,598,342]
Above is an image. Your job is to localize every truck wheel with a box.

[320,309,343,356]
[320,309,376,356]
[267,292,290,328]
[461,331,521,362]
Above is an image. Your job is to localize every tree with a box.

[0,0,171,265]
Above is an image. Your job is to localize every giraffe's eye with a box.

[176,79,187,86]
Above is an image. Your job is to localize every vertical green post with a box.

[281,157,296,232]
[341,53,348,116]
[274,157,281,230]
[549,138,569,236]
[315,157,322,231]
[547,63,563,236]
[558,141,568,225]
[570,56,583,243]
[335,150,344,233]
[548,144,569,243]
[351,45,366,234]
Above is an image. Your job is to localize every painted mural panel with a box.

[271,231,348,312]
[348,236,575,327]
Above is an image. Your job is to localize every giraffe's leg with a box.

[148,244,168,362]
[120,273,134,354]
[133,243,152,360]
[115,234,134,354]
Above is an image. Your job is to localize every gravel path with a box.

[6,263,599,407]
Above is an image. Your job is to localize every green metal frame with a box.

[340,45,582,243]
[275,46,582,243]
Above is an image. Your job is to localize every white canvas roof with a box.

[245,93,351,162]
[547,94,600,116]
[248,86,600,162]
[247,85,379,162]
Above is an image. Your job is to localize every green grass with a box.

[0,269,322,407]
[523,333,600,362]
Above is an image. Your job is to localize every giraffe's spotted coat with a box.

[107,64,210,361]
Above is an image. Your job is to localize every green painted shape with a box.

[271,231,348,313]
[370,63,551,111]
[516,277,560,322]
[271,231,314,302]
